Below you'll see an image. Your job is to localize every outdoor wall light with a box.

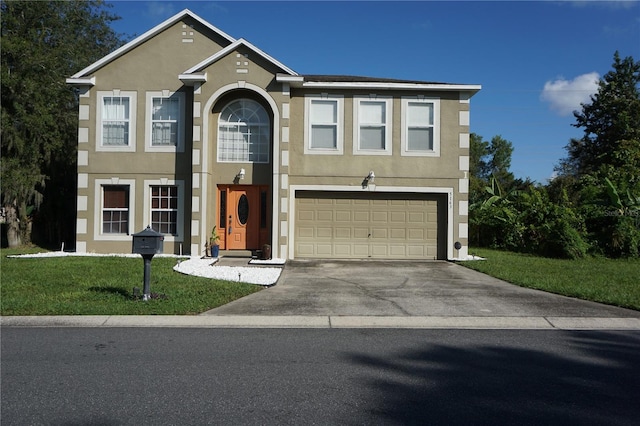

[237,168,246,180]
[362,170,376,189]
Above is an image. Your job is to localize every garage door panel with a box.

[334,227,351,239]
[353,244,369,256]
[298,227,314,238]
[389,245,407,256]
[298,210,314,221]
[334,244,352,256]
[295,192,443,259]
[297,243,315,256]
[316,244,333,255]
[371,211,388,222]
[390,228,406,239]
[408,212,425,223]
[317,227,332,238]
[353,211,369,223]
[371,245,388,256]
[407,228,425,240]
[317,210,333,221]
[371,228,388,239]
[390,211,406,222]
[407,245,426,257]
[354,227,369,238]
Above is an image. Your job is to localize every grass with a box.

[1,248,262,315]
[460,248,640,311]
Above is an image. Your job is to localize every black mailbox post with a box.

[132,226,164,301]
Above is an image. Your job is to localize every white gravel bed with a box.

[173,257,281,286]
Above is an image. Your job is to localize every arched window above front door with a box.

[217,99,270,163]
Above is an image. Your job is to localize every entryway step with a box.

[218,250,254,258]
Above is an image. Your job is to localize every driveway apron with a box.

[203,260,640,318]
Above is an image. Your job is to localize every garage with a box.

[294,191,447,260]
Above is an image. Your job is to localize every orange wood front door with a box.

[226,186,260,250]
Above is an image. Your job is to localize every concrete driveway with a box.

[205,260,640,321]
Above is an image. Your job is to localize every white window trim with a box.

[93,179,136,241]
[143,179,185,243]
[145,91,185,153]
[304,94,344,155]
[353,96,393,156]
[401,97,440,157]
[96,91,137,152]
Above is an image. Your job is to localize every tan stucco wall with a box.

[77,18,229,254]
[75,16,474,258]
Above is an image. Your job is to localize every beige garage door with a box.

[294,191,445,259]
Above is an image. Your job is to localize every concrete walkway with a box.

[3,260,639,330]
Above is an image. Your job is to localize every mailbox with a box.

[132,226,164,255]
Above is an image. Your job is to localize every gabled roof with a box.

[68,9,235,80]
[181,38,298,77]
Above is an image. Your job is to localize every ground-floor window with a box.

[102,185,129,234]
[151,185,178,235]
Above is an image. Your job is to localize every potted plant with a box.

[209,226,220,258]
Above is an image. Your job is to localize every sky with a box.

[106,0,640,183]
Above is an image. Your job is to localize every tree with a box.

[566,51,640,186]
[469,133,517,207]
[1,0,124,247]
[556,52,640,257]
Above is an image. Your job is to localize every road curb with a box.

[2,315,640,330]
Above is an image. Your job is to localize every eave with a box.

[178,72,207,86]
[65,77,96,87]
[275,74,481,95]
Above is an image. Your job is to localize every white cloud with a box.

[540,72,600,116]
[146,1,176,19]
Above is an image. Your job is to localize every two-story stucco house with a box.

[66,9,480,261]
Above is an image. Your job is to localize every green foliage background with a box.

[471,52,640,259]
[1,0,125,248]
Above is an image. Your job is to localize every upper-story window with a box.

[146,91,185,152]
[97,91,136,152]
[353,96,393,155]
[304,95,344,155]
[218,99,270,163]
[401,97,440,157]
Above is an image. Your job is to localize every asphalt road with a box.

[2,328,639,425]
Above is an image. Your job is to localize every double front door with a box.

[218,185,269,250]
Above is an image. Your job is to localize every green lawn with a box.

[0,249,261,315]
[460,248,640,311]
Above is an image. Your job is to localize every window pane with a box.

[103,123,128,146]
[408,103,432,126]
[151,96,179,147]
[104,186,128,208]
[311,100,336,124]
[152,97,179,120]
[102,184,129,234]
[360,101,385,124]
[150,185,179,236]
[311,125,337,149]
[408,128,433,151]
[103,97,129,120]
[152,122,176,146]
[217,99,270,163]
[360,127,385,150]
